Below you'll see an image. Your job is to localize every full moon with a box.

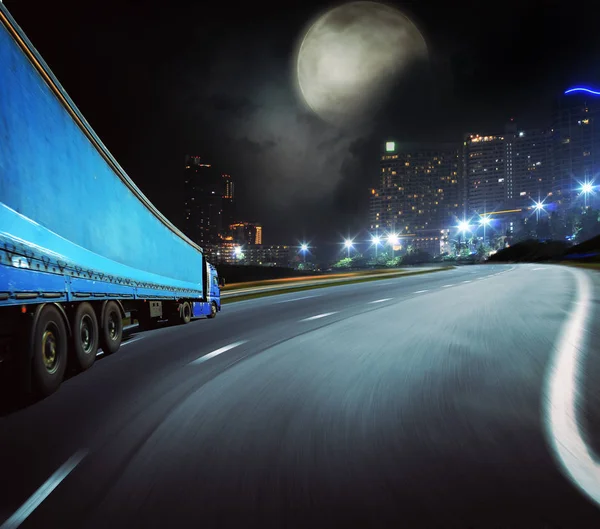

[296,1,428,127]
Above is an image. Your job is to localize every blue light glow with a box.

[565,87,600,96]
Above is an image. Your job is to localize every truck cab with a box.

[192,261,222,319]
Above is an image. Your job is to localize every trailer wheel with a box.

[181,302,192,324]
[207,302,217,319]
[71,302,98,372]
[100,301,123,355]
[31,305,68,396]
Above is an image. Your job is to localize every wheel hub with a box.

[42,329,58,373]
[108,313,118,340]
[80,315,93,353]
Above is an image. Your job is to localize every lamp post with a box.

[371,235,381,259]
[457,220,472,251]
[344,239,353,258]
[387,233,399,260]
[479,216,491,247]
[581,182,593,208]
[300,243,308,262]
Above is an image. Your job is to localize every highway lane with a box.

[1,264,600,528]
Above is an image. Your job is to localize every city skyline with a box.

[8,1,600,252]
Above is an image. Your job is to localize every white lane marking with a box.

[1,451,87,529]
[442,284,453,288]
[544,268,600,506]
[368,298,392,304]
[120,336,144,347]
[414,290,429,294]
[189,341,248,365]
[275,295,321,304]
[300,312,338,322]
[462,280,471,283]
[533,267,547,271]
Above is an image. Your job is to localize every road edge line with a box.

[543,266,600,506]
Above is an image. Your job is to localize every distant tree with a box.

[332,257,353,269]
[386,256,402,267]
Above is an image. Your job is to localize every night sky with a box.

[6,0,600,253]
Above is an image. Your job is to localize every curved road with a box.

[1,264,600,528]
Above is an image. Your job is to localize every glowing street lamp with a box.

[234,246,243,259]
[457,220,472,252]
[457,220,471,233]
[580,181,594,207]
[344,238,354,258]
[371,235,381,258]
[300,243,309,262]
[387,233,400,259]
[387,233,400,246]
[479,216,491,246]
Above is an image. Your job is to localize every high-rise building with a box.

[229,222,263,245]
[551,88,600,209]
[235,245,290,267]
[464,133,506,216]
[505,126,553,209]
[221,173,236,228]
[370,141,461,234]
[183,155,224,246]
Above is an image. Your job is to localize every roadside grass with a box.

[560,261,600,271]
[222,267,454,304]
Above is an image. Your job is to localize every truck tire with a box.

[207,302,217,319]
[31,305,68,397]
[181,302,192,324]
[100,301,123,355]
[71,302,98,372]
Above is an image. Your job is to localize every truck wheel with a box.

[71,302,98,372]
[31,305,68,397]
[207,302,217,319]
[181,302,192,324]
[100,301,123,355]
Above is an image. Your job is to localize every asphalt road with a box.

[1,264,600,528]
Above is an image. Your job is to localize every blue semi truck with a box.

[0,4,222,396]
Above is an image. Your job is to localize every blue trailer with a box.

[0,4,222,396]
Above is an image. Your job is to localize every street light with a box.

[344,238,353,258]
[479,216,491,247]
[387,233,400,260]
[533,201,545,222]
[580,182,594,207]
[371,235,381,258]
[457,220,472,253]
[234,246,243,260]
[300,243,309,262]
[457,220,471,233]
